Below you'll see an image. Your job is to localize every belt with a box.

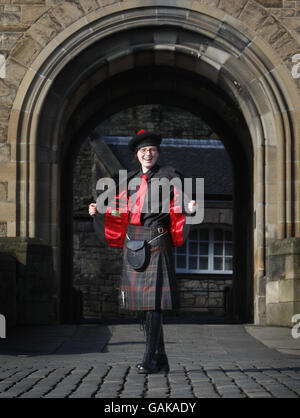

[126,227,168,246]
[127,223,169,241]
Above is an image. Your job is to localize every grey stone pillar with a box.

[266,238,300,327]
[0,238,57,325]
[0,253,17,329]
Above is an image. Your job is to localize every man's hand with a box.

[88,203,97,216]
[187,200,196,214]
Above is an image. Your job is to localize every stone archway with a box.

[63,64,253,323]
[6,1,300,325]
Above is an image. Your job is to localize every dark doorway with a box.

[39,55,253,323]
[72,109,236,321]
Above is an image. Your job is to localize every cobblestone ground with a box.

[0,323,299,398]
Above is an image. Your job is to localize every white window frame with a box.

[175,226,233,274]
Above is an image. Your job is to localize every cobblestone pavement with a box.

[0,323,299,398]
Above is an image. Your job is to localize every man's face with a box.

[137,146,159,172]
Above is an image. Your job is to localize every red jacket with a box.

[94,166,190,248]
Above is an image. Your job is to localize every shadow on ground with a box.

[0,323,112,356]
[0,314,238,357]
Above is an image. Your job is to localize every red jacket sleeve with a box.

[104,187,129,248]
[170,185,187,247]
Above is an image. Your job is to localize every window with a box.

[175,227,233,274]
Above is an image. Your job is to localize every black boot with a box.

[136,312,149,371]
[137,311,162,374]
[154,325,169,372]
[136,312,169,373]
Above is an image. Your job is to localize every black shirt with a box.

[128,164,185,227]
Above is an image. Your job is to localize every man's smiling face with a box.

[137,146,159,172]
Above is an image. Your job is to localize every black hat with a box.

[128,129,162,152]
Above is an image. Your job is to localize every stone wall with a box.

[177,277,233,315]
[0,237,57,325]
[0,253,17,329]
[266,238,300,326]
[2,1,300,62]
[73,219,125,320]
[97,104,218,139]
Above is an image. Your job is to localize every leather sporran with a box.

[126,239,150,271]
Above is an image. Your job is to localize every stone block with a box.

[218,0,248,18]
[108,49,135,76]
[78,0,99,13]
[266,203,278,225]
[0,143,10,162]
[100,0,120,6]
[0,182,8,201]
[0,120,8,144]
[257,294,266,317]
[1,31,22,53]
[285,254,298,279]
[269,237,300,256]
[240,1,269,31]
[26,9,62,46]
[294,301,300,317]
[219,25,251,54]
[0,6,21,25]
[279,278,294,302]
[266,303,282,326]
[257,275,266,296]
[0,252,17,328]
[266,302,290,326]
[294,279,300,301]
[258,15,287,46]
[0,222,7,237]
[0,202,16,221]
[268,253,285,280]
[0,101,10,120]
[80,258,100,275]
[181,279,203,289]
[256,0,283,6]
[266,280,279,304]
[0,237,56,325]
[10,34,41,67]
[266,184,278,209]
[12,0,45,4]
[48,2,84,28]
[266,238,300,326]
[186,9,219,41]
[21,5,50,24]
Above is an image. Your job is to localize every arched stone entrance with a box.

[6,1,300,326]
[68,69,253,323]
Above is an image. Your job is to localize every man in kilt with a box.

[89,130,196,374]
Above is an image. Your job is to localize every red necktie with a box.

[130,174,148,225]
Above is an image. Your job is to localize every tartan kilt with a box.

[119,224,179,311]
